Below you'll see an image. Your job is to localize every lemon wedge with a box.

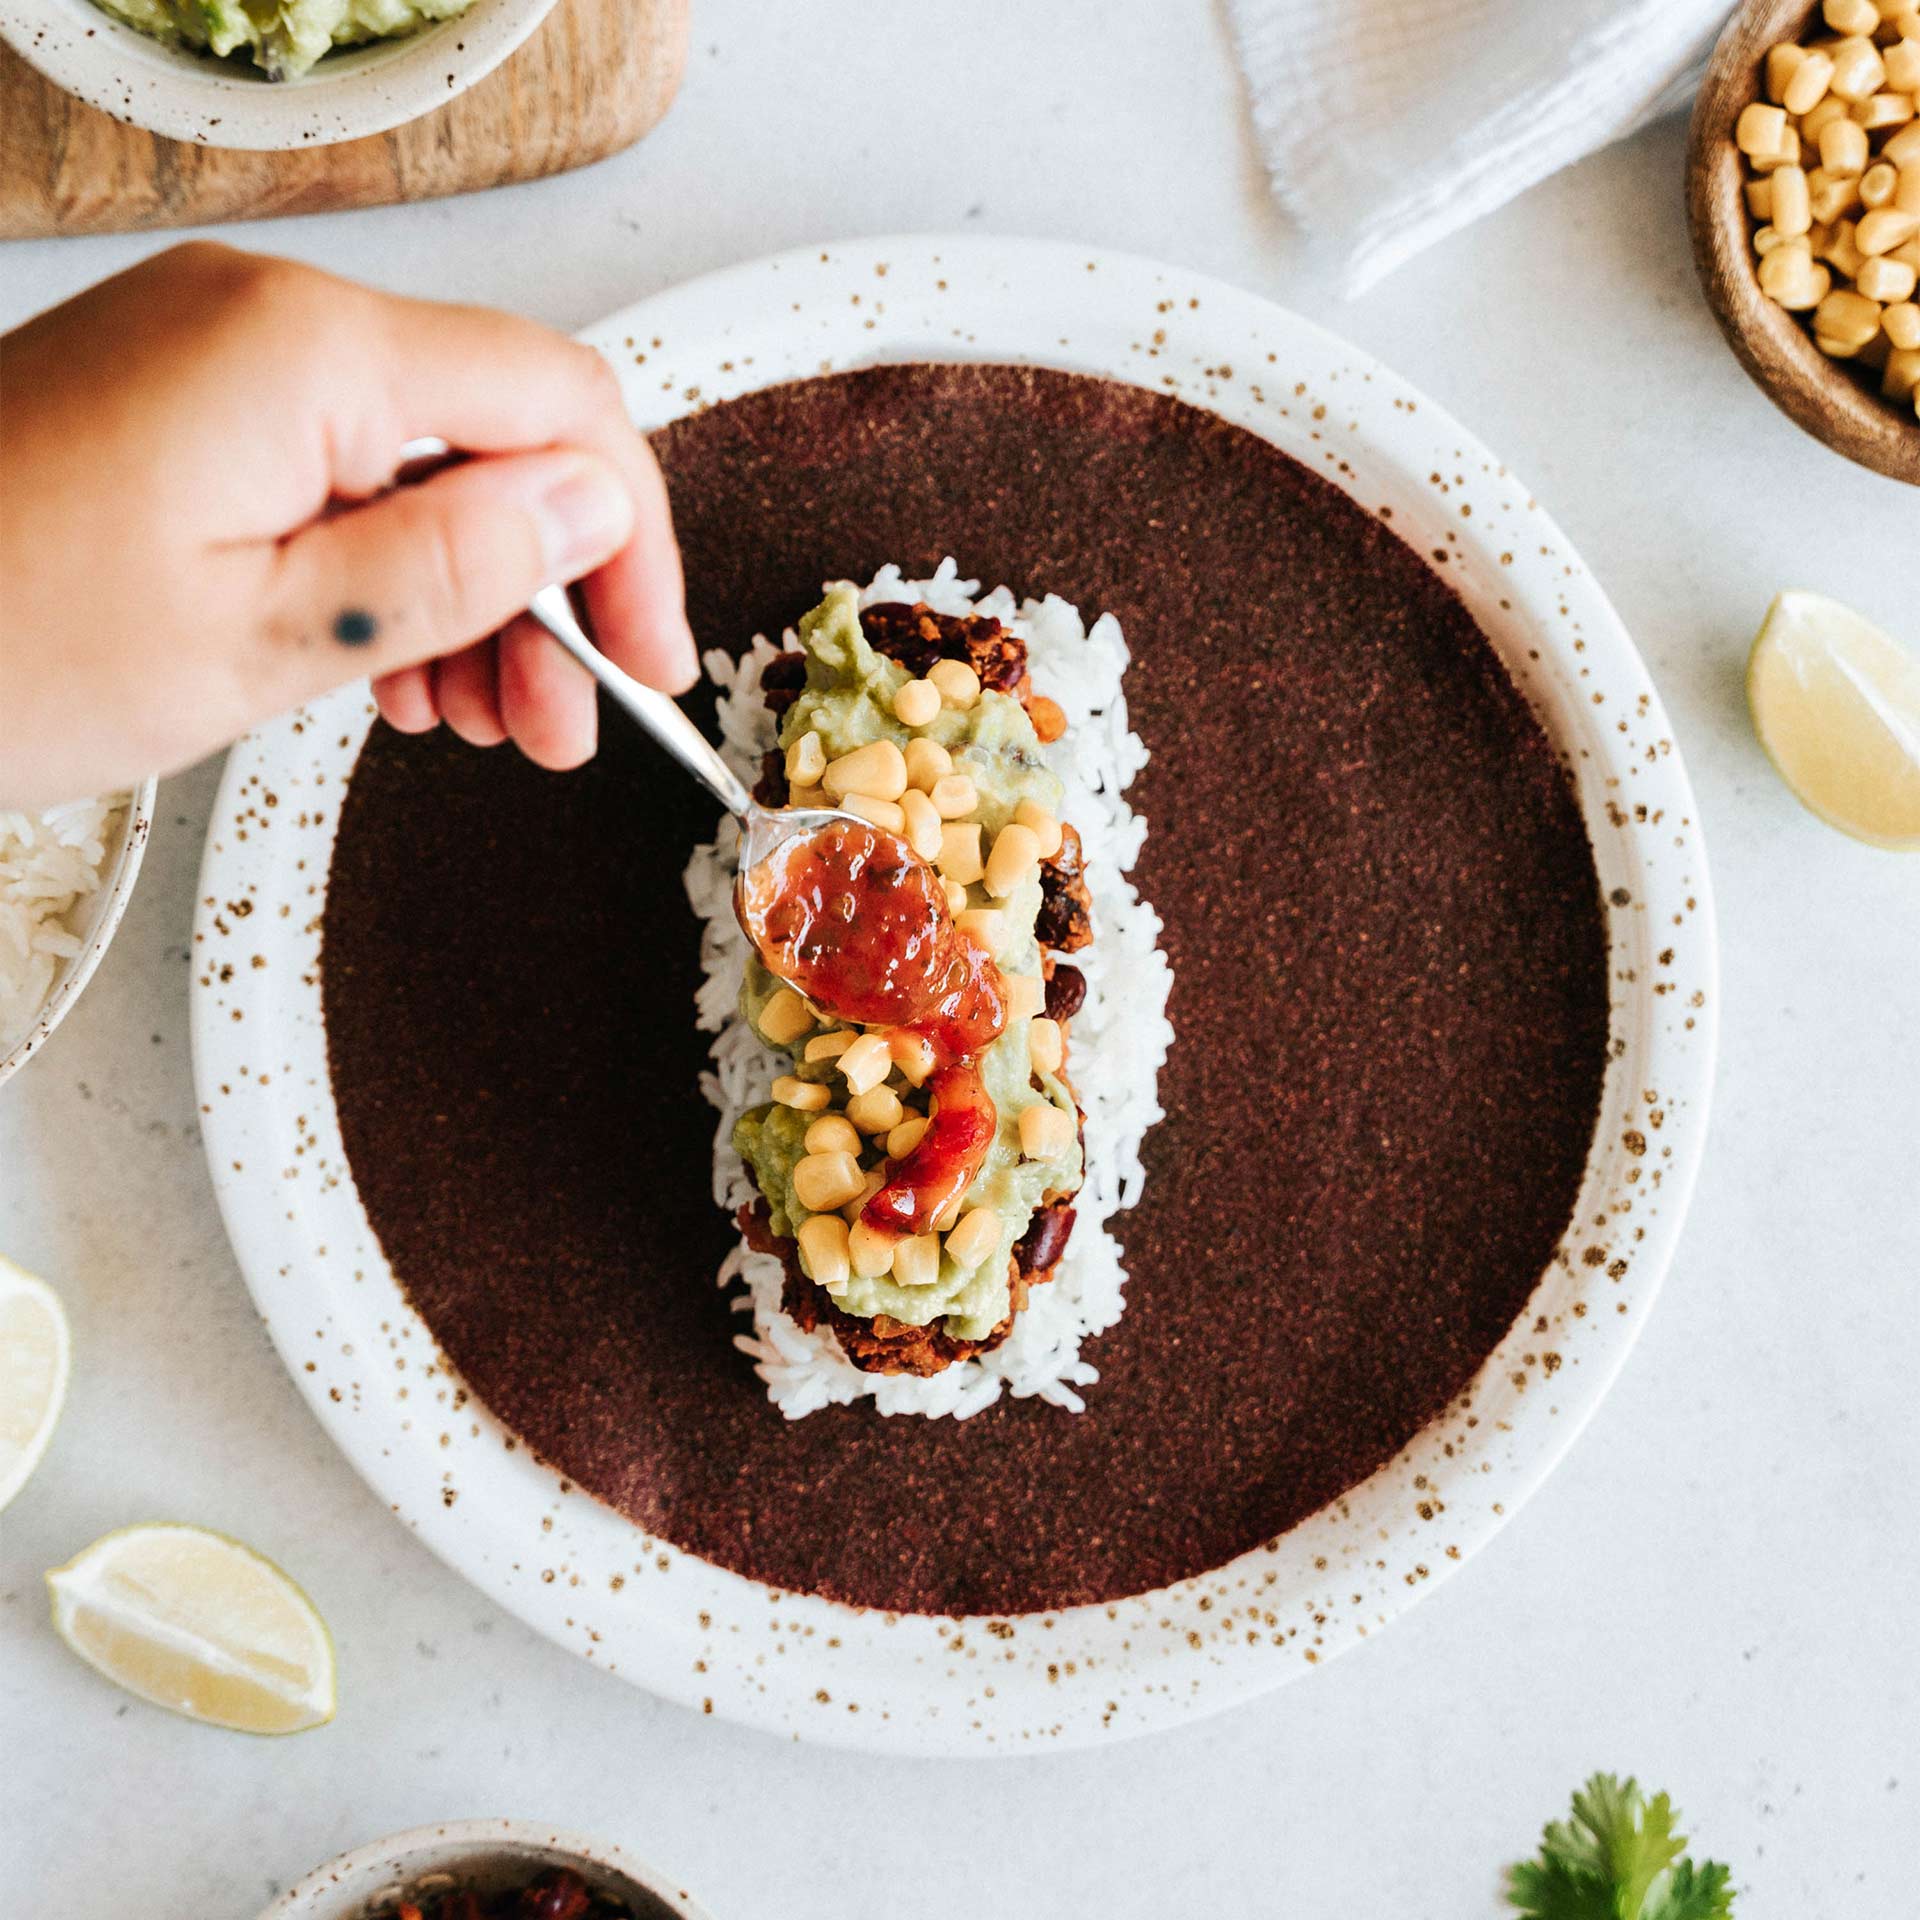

[47,1523,336,1734]
[0,1254,71,1513]
[1747,590,1920,851]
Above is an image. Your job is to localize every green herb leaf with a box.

[1505,1774,1736,1920]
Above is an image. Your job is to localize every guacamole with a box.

[94,0,475,80]
[734,589,1083,1343]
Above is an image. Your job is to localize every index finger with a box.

[359,295,696,695]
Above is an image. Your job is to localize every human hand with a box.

[0,242,696,810]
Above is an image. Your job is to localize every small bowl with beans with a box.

[256,1821,715,1920]
[1687,0,1920,484]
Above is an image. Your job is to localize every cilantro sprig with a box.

[1506,1774,1736,1920]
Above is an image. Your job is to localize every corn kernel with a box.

[1897,162,1920,212]
[937,822,985,886]
[758,986,815,1045]
[931,1194,964,1233]
[984,822,1043,900]
[805,1028,855,1062]
[1824,216,1868,275]
[1818,115,1871,173]
[797,1214,851,1292]
[793,1150,864,1212]
[887,1115,930,1159]
[841,792,906,833]
[941,878,969,916]
[846,1085,905,1135]
[944,1207,1003,1272]
[842,1166,885,1226]
[1825,0,1880,35]
[1012,797,1064,859]
[1767,40,1808,103]
[927,658,981,709]
[1752,125,1803,172]
[1809,164,1865,222]
[1858,252,1919,299]
[904,737,952,792]
[892,678,942,728]
[1883,299,1920,346]
[1786,46,1837,113]
[848,1218,896,1279]
[1859,205,1920,251]
[955,907,1006,950]
[1759,240,1830,308]
[771,1075,831,1113]
[787,783,825,810]
[1814,285,1886,349]
[1801,94,1854,147]
[1886,38,1920,93]
[929,773,979,819]
[1019,1101,1075,1159]
[785,731,826,786]
[1829,35,1888,101]
[1006,973,1046,1021]
[804,1114,862,1157]
[891,1232,942,1288]
[1885,343,1920,398]
[1863,161,1900,208]
[1747,176,1776,220]
[887,1029,937,1087]
[1771,166,1813,236]
[1886,119,1920,165]
[822,740,908,804]
[837,1032,893,1096]
[1029,1016,1064,1075]
[900,787,943,862]
[1854,92,1916,130]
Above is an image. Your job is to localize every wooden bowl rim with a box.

[1685,0,1920,486]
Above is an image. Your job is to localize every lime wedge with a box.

[47,1523,336,1734]
[0,1254,71,1513]
[1747,590,1920,851]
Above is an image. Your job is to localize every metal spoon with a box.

[394,437,876,950]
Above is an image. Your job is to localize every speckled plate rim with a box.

[0,0,555,150]
[192,234,1718,1756]
[1,776,156,1088]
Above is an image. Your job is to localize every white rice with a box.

[682,561,1175,1420]
[0,798,125,1056]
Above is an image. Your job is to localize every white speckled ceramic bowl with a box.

[0,0,555,149]
[192,236,1718,1755]
[258,1820,713,1920]
[0,777,155,1089]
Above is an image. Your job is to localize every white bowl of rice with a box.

[0,780,155,1087]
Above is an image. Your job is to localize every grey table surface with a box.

[2,2,1916,1913]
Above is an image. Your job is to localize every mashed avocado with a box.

[95,0,475,80]
[734,589,1082,1343]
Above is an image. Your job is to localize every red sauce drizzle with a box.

[739,814,1011,1240]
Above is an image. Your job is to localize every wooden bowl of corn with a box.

[1687,0,1920,484]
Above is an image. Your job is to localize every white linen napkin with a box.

[1226,0,1735,293]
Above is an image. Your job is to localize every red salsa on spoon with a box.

[737,815,1009,1236]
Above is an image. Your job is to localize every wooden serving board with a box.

[0,0,687,241]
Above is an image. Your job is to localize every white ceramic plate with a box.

[0,0,554,149]
[2,777,156,1088]
[192,236,1718,1755]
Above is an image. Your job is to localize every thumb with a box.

[264,448,635,694]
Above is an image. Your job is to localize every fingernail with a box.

[533,460,635,581]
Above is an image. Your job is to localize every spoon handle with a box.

[524,585,753,819]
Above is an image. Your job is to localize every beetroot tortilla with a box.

[322,364,1608,1616]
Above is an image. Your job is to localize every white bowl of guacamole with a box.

[0,0,556,147]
